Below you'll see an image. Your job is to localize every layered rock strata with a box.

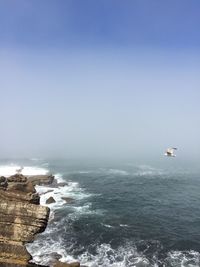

[27,175,54,186]
[0,174,50,266]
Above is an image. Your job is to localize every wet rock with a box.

[0,176,6,183]
[56,182,68,187]
[28,175,54,186]
[47,180,68,188]
[48,252,62,265]
[53,261,80,267]
[61,197,74,203]
[49,252,62,261]
[40,189,54,195]
[46,196,56,204]
[0,176,8,189]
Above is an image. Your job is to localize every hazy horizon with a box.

[1,1,200,160]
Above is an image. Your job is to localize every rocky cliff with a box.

[0,174,50,266]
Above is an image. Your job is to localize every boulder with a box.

[0,176,6,183]
[0,176,8,189]
[46,196,56,204]
[49,252,62,261]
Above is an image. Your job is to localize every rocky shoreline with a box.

[0,173,80,267]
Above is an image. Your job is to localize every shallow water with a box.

[1,158,200,266]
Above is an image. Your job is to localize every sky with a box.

[0,0,200,160]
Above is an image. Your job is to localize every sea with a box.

[0,158,200,267]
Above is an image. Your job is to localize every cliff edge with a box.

[0,174,50,266]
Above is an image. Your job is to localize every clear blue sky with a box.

[1,0,200,48]
[0,1,200,159]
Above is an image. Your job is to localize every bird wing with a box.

[166,148,173,154]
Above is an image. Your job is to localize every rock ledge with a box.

[0,174,50,266]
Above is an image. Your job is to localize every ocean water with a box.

[0,158,200,267]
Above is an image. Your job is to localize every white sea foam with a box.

[77,243,153,267]
[76,168,129,176]
[166,250,200,267]
[119,224,129,227]
[138,165,156,170]
[27,168,106,266]
[135,170,159,176]
[29,234,200,267]
[28,236,75,266]
[37,178,94,212]
[0,164,49,177]
[30,158,43,161]
[101,223,115,228]
[55,173,65,183]
[134,165,164,176]
[77,246,200,267]
[75,166,163,177]
[107,169,129,175]
[37,185,66,208]
[67,204,104,222]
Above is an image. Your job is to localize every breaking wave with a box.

[0,164,49,176]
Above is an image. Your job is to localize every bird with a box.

[164,147,177,157]
[16,166,24,174]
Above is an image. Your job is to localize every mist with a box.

[1,1,200,161]
[1,47,200,160]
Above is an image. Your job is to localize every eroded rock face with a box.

[0,174,50,266]
[0,263,48,267]
[28,175,54,186]
[53,261,80,267]
[7,174,27,183]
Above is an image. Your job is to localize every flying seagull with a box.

[164,147,177,157]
